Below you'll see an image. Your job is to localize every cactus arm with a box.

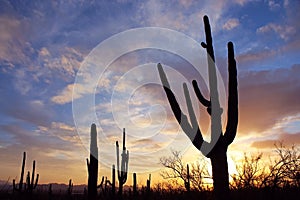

[116,141,120,179]
[224,42,238,145]
[157,63,194,134]
[34,174,39,189]
[192,80,211,107]
[20,152,26,191]
[201,15,215,62]
[14,152,26,191]
[183,83,199,132]
[97,176,104,188]
[26,171,30,191]
[124,151,129,183]
[31,160,35,188]
[182,83,205,150]
[122,128,126,150]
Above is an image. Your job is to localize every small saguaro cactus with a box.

[133,173,137,196]
[25,160,39,193]
[116,128,129,195]
[157,15,238,200]
[111,164,116,195]
[146,174,151,194]
[184,164,190,192]
[67,179,73,196]
[87,124,98,200]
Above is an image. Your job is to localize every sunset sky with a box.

[0,0,299,186]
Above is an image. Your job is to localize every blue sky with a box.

[0,0,299,184]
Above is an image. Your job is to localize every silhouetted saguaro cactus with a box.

[146,174,151,194]
[87,124,98,200]
[116,128,129,195]
[67,179,73,196]
[13,152,26,193]
[157,15,238,200]
[133,173,137,196]
[25,160,39,194]
[185,164,190,192]
[111,164,116,195]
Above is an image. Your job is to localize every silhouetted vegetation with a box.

[231,142,300,190]
[2,139,299,200]
[160,150,210,192]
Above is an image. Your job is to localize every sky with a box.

[0,0,299,186]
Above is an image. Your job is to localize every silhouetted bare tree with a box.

[160,150,210,191]
[231,153,264,189]
[261,143,300,189]
[231,143,300,190]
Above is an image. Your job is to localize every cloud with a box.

[135,0,237,38]
[0,94,53,127]
[51,83,94,105]
[268,0,280,11]
[257,23,296,41]
[233,0,248,6]
[223,18,240,30]
[236,37,300,68]
[39,47,51,57]
[238,64,300,134]
[251,132,300,149]
[0,15,29,64]
[41,47,83,80]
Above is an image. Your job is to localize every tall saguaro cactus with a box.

[87,123,98,200]
[13,152,26,192]
[157,15,238,199]
[116,128,129,195]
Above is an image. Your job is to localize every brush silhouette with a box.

[157,15,238,200]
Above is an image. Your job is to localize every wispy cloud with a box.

[257,23,296,41]
[223,18,240,31]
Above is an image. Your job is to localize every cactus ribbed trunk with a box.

[210,144,229,199]
[87,124,98,200]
